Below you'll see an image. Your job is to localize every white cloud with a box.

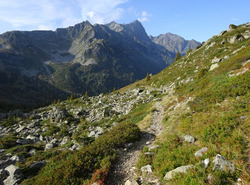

[138,11,152,22]
[232,18,240,21]
[0,0,128,32]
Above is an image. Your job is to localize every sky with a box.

[0,0,249,42]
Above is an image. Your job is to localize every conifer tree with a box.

[175,51,181,61]
[145,73,150,82]
[84,91,88,98]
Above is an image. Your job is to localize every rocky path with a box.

[105,101,165,185]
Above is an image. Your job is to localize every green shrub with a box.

[22,122,140,184]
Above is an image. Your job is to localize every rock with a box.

[228,24,237,31]
[29,149,36,156]
[70,143,80,151]
[202,158,210,168]
[59,136,68,146]
[242,30,250,39]
[211,57,222,63]
[164,165,194,181]
[3,165,23,185]
[141,165,153,173]
[184,135,196,143]
[103,108,116,117]
[0,169,8,182]
[209,63,219,71]
[88,127,103,139]
[229,35,244,44]
[207,174,215,184]
[10,155,25,163]
[194,147,208,157]
[49,107,69,122]
[45,143,54,151]
[149,145,160,151]
[124,179,139,185]
[218,30,227,36]
[212,154,235,172]
[29,161,47,170]
[16,138,31,145]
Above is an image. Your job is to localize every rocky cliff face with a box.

[150,32,200,55]
[0,20,174,111]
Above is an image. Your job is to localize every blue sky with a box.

[0,0,249,42]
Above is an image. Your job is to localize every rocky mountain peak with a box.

[151,32,200,55]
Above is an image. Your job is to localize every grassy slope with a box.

[135,24,250,184]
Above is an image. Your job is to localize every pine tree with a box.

[175,51,181,61]
[145,73,150,82]
[84,91,88,98]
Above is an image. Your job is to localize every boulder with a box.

[184,135,196,143]
[141,165,153,173]
[194,147,208,157]
[45,143,55,151]
[49,107,69,122]
[70,143,80,151]
[29,161,47,170]
[228,24,237,31]
[16,138,31,145]
[212,154,235,172]
[3,165,23,185]
[164,165,194,181]
[149,145,160,151]
[202,158,210,168]
[10,155,25,163]
[229,35,244,44]
[124,179,139,185]
[209,63,219,71]
[211,57,222,63]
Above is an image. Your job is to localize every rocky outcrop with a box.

[164,165,194,181]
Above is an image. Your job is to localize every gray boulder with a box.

[184,135,196,143]
[29,161,47,170]
[45,143,55,151]
[49,107,69,122]
[194,147,208,157]
[212,154,235,172]
[3,165,23,185]
[164,165,194,180]
[124,179,139,185]
[141,165,153,173]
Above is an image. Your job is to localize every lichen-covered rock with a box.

[212,154,235,172]
[194,147,208,157]
[184,135,196,143]
[164,165,194,180]
[3,165,23,185]
[141,165,153,173]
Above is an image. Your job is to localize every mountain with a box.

[0,20,175,111]
[0,23,249,185]
[150,32,200,55]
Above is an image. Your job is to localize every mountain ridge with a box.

[150,32,200,55]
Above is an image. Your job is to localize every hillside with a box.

[0,23,249,185]
[150,32,200,55]
[0,20,175,111]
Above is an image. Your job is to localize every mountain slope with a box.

[0,23,249,185]
[0,20,174,111]
[150,32,200,55]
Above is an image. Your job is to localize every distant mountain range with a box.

[0,20,199,111]
[150,33,200,55]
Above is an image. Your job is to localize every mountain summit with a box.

[150,32,200,55]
